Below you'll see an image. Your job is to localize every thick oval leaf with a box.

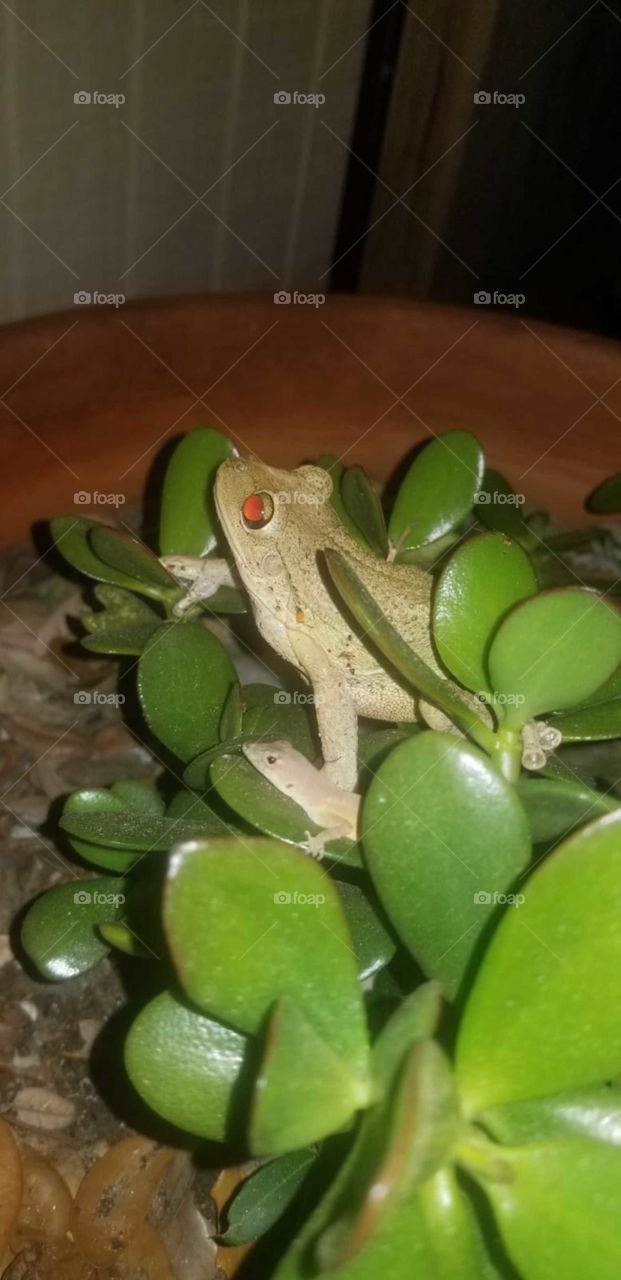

[362,733,531,999]
[274,1174,433,1280]
[50,516,151,592]
[21,877,125,979]
[252,999,370,1154]
[272,986,443,1279]
[81,584,161,655]
[550,698,621,742]
[549,667,621,742]
[482,1085,621,1147]
[125,990,249,1139]
[456,810,621,1113]
[220,1149,316,1246]
[433,533,537,693]
[517,776,617,843]
[480,1140,621,1280]
[88,527,176,602]
[487,589,621,729]
[341,466,389,557]
[419,1167,497,1279]
[388,431,484,555]
[61,810,222,852]
[138,622,236,761]
[164,837,371,1086]
[318,455,370,546]
[586,472,621,514]
[159,427,237,556]
[474,468,528,541]
[62,782,164,871]
[316,1039,459,1269]
[208,755,360,867]
[241,683,316,760]
[336,881,396,981]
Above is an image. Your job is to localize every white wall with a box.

[0,0,372,321]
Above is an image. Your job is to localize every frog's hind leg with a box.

[314,674,359,792]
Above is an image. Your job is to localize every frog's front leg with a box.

[160,555,236,616]
[290,634,358,791]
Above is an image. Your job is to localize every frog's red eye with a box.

[241,491,274,529]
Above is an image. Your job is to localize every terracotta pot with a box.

[0,293,616,547]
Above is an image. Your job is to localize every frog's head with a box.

[214,457,335,585]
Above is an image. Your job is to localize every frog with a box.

[242,740,360,858]
[162,457,489,791]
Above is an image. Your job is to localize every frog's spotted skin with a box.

[212,457,477,790]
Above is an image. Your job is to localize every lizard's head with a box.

[242,739,295,780]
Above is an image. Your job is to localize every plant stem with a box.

[492,728,522,784]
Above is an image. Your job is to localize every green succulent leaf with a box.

[362,733,530,999]
[159,427,237,556]
[138,622,236,761]
[62,783,164,872]
[517,776,617,843]
[81,584,161,655]
[388,430,484,557]
[89,526,176,597]
[251,998,369,1155]
[336,881,396,981]
[341,466,389,557]
[478,1140,621,1280]
[324,549,494,753]
[487,588,621,729]
[549,668,621,742]
[316,1038,460,1270]
[61,810,222,852]
[219,1148,316,1247]
[50,516,153,592]
[21,877,125,980]
[272,985,442,1279]
[481,1085,621,1148]
[125,989,249,1140]
[433,533,537,693]
[586,472,621,514]
[240,683,316,759]
[318,455,370,546]
[419,1166,498,1279]
[474,468,528,542]
[164,837,371,1086]
[456,810,621,1113]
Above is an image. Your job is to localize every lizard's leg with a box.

[303,821,352,860]
[159,556,236,616]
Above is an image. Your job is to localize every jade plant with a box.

[19,427,621,1278]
